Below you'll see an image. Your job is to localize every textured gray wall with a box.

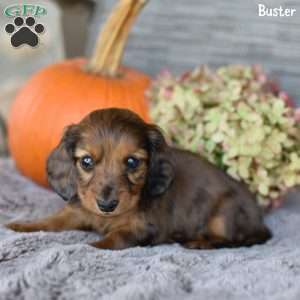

[87,0,300,104]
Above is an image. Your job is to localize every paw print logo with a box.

[5,16,44,48]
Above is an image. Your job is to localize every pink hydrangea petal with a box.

[179,71,192,82]
[294,108,300,122]
[222,143,229,151]
[279,91,295,107]
[159,69,172,79]
[163,86,174,99]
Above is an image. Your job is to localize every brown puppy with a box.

[7,108,272,250]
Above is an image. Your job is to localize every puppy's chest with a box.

[88,214,135,235]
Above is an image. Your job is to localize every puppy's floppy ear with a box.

[145,125,174,197]
[47,125,79,201]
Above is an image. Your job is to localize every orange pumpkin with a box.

[8,0,150,187]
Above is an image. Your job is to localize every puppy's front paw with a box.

[6,222,37,232]
[89,240,113,250]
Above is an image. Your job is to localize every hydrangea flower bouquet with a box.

[148,65,300,208]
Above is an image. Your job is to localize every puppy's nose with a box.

[96,198,118,213]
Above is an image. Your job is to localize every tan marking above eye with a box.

[131,149,148,160]
[74,148,91,159]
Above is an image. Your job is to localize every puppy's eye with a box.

[80,156,94,171]
[126,156,140,170]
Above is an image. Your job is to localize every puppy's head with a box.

[47,108,173,216]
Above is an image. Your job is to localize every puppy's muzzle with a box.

[96,198,119,213]
[97,185,119,212]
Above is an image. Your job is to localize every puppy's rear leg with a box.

[183,196,271,250]
[205,197,272,248]
[6,204,91,233]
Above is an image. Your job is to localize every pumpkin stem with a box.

[87,0,148,76]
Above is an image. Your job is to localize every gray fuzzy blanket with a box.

[1,158,300,300]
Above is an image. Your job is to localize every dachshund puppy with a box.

[7,108,272,250]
